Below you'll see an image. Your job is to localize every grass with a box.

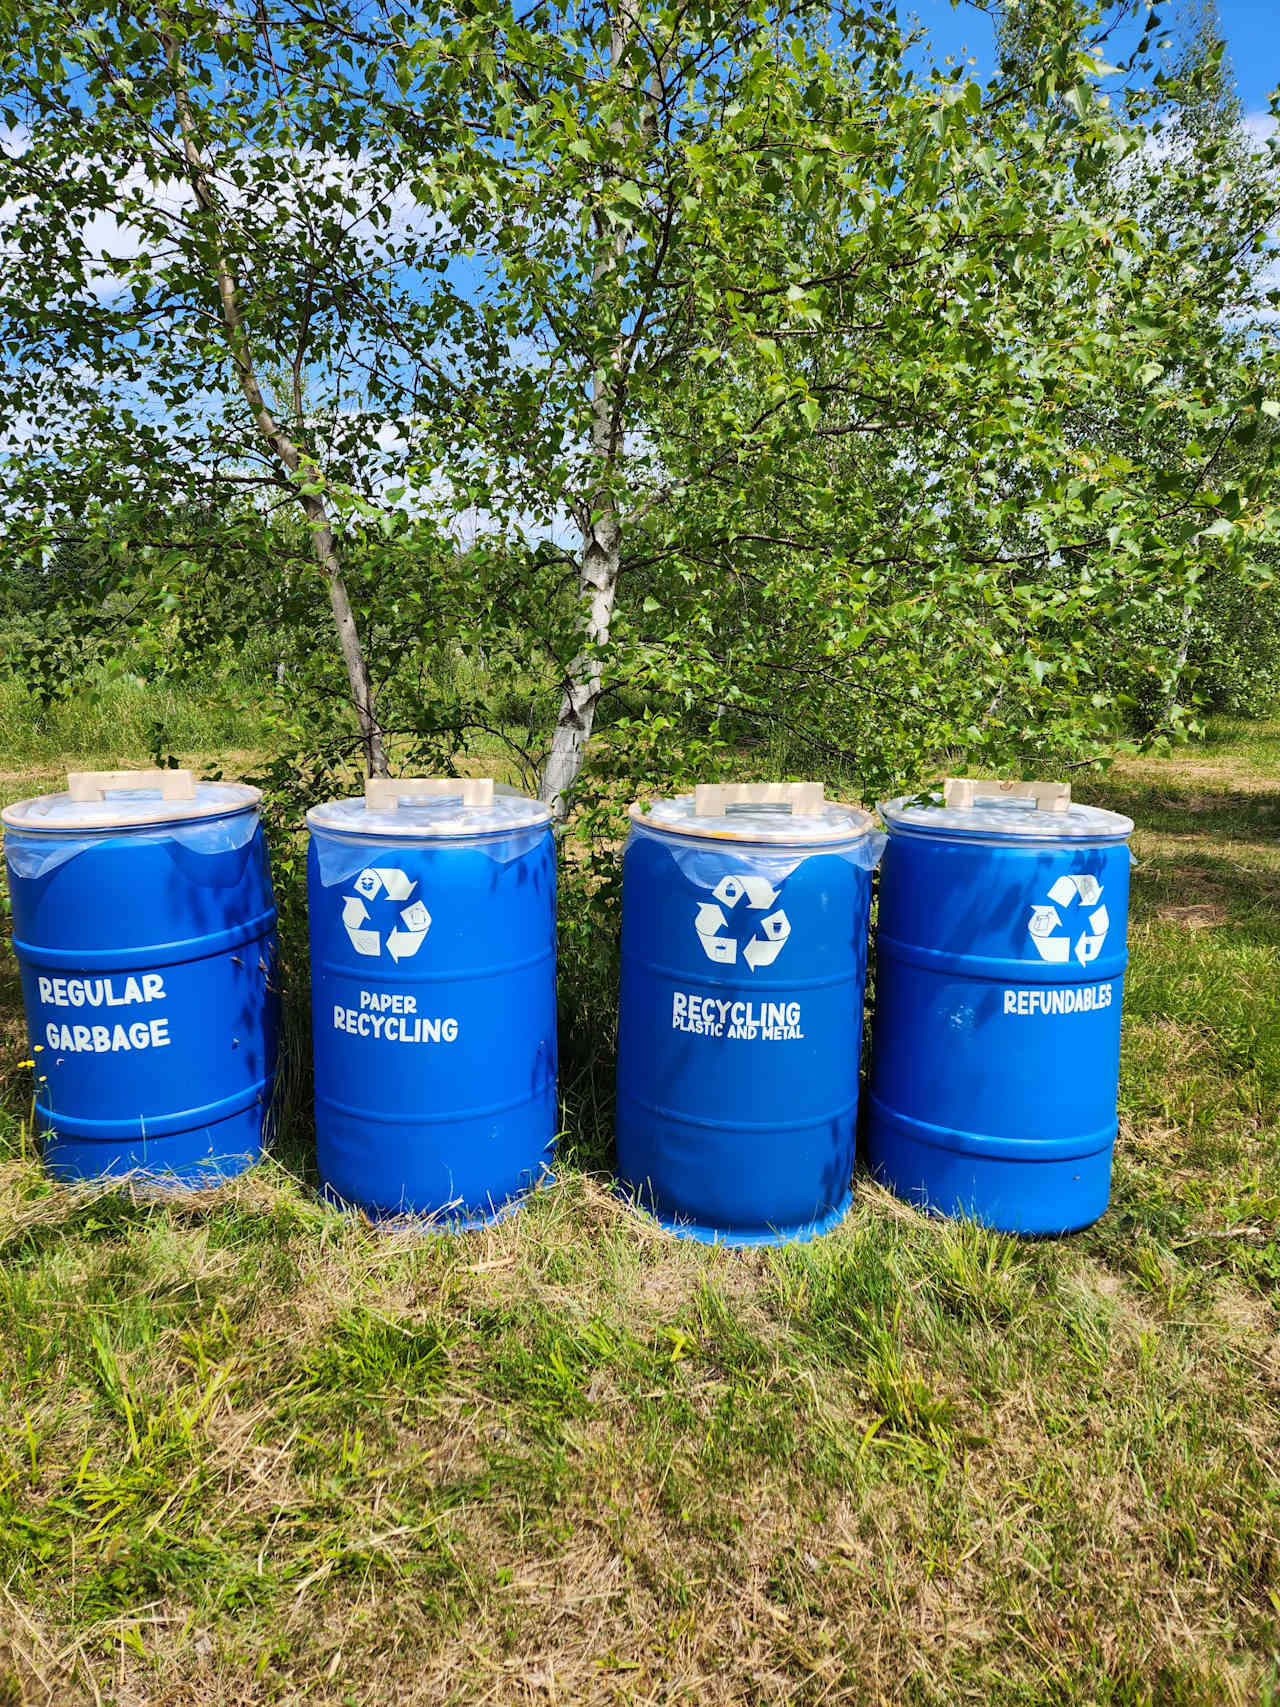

[0,713,1277,1703]
[0,668,273,773]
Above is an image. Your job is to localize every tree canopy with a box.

[2,0,1278,809]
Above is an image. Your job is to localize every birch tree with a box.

[403,0,867,816]
[411,0,1280,807]
[0,0,469,774]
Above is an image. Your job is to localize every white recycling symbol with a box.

[695,872,792,971]
[1028,872,1109,967]
[342,867,432,963]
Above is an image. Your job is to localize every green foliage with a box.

[1190,551,1280,714]
[0,0,1277,810]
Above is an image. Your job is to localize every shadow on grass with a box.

[1087,776,1280,839]
[1082,774,1280,950]
[1128,850,1280,947]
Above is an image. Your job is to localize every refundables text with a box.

[1002,984,1114,1016]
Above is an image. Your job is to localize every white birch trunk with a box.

[540,461,622,817]
[539,5,645,820]
[1164,598,1194,723]
[168,38,388,776]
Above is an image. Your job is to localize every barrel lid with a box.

[307,776,550,840]
[631,783,873,847]
[2,770,261,834]
[880,787,1133,842]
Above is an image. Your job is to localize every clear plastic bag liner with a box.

[880,794,1133,842]
[307,793,549,839]
[636,794,872,846]
[3,781,259,832]
[628,818,886,889]
[4,809,261,878]
[312,822,550,887]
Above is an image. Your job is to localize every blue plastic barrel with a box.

[866,778,1133,1233]
[616,782,883,1245]
[306,777,556,1224]
[3,769,278,1185]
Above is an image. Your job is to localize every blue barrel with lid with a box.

[306,776,557,1224]
[3,768,278,1185]
[616,781,883,1245]
[866,776,1134,1233]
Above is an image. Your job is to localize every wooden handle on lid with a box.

[364,777,494,810]
[694,782,824,816]
[943,777,1070,813]
[66,768,196,802]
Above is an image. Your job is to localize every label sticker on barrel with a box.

[341,867,432,961]
[1026,871,1109,967]
[694,873,791,970]
[35,972,172,1053]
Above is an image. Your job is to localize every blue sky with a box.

[1217,1,1280,114]
[909,0,1279,123]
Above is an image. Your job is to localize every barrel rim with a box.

[2,785,262,835]
[628,795,875,847]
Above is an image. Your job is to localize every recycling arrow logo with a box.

[695,872,791,971]
[1027,872,1109,967]
[342,867,432,962]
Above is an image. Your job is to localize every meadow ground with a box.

[0,701,1276,1706]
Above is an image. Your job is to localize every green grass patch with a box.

[0,664,274,772]
[0,723,1276,1701]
